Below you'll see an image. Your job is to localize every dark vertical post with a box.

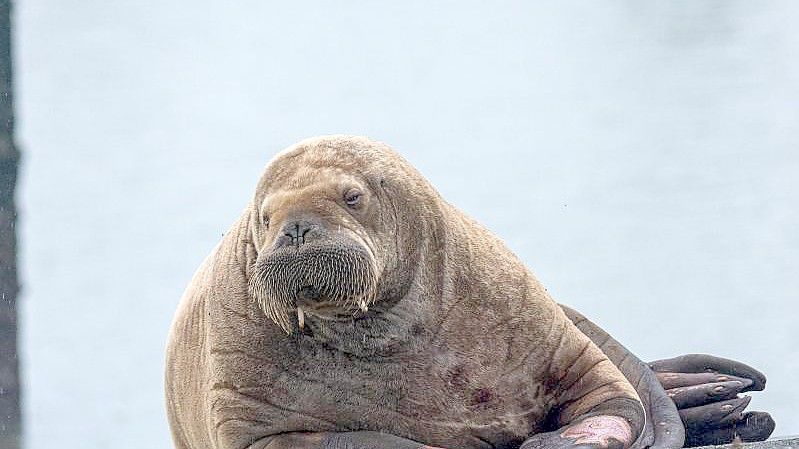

[0,0,20,448]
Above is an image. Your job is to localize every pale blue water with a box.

[16,1,798,448]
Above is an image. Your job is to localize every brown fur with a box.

[165,135,643,449]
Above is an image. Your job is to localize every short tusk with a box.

[297,307,305,329]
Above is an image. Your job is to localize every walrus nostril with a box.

[282,220,316,247]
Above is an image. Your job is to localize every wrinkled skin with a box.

[563,306,774,448]
[232,321,776,449]
[303,327,778,449]
[166,136,774,449]
[238,351,774,449]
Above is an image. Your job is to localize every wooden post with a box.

[0,0,20,448]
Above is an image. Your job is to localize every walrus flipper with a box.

[648,355,775,447]
[560,305,685,449]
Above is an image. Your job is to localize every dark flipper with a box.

[560,305,685,449]
[649,355,766,392]
[664,379,753,409]
[681,411,775,447]
[649,355,775,447]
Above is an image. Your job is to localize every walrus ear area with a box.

[252,201,270,233]
[246,197,274,255]
[260,209,270,229]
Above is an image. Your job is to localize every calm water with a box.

[16,1,798,448]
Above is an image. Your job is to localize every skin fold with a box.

[561,308,773,448]
[165,136,773,449]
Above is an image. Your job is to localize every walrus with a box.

[165,135,773,449]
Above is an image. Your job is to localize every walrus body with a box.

[165,136,769,449]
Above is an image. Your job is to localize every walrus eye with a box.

[262,214,270,229]
[343,189,363,208]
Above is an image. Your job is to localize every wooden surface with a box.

[700,439,799,449]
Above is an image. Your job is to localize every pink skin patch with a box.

[560,415,633,448]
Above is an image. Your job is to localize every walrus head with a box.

[247,136,436,334]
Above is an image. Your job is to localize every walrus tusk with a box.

[297,307,305,329]
[359,300,368,312]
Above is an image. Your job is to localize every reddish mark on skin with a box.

[473,388,492,404]
[561,415,633,448]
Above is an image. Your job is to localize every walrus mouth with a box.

[248,241,378,333]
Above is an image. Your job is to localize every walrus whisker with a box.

[248,240,378,333]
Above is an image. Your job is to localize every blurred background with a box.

[5,1,798,448]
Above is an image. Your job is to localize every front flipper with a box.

[519,310,647,449]
[560,305,685,449]
[521,399,643,449]
[252,431,445,449]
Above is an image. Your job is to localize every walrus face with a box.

[248,153,388,334]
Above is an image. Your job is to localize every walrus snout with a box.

[276,218,322,249]
[249,236,379,333]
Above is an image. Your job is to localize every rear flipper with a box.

[562,307,776,448]
[649,355,775,447]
